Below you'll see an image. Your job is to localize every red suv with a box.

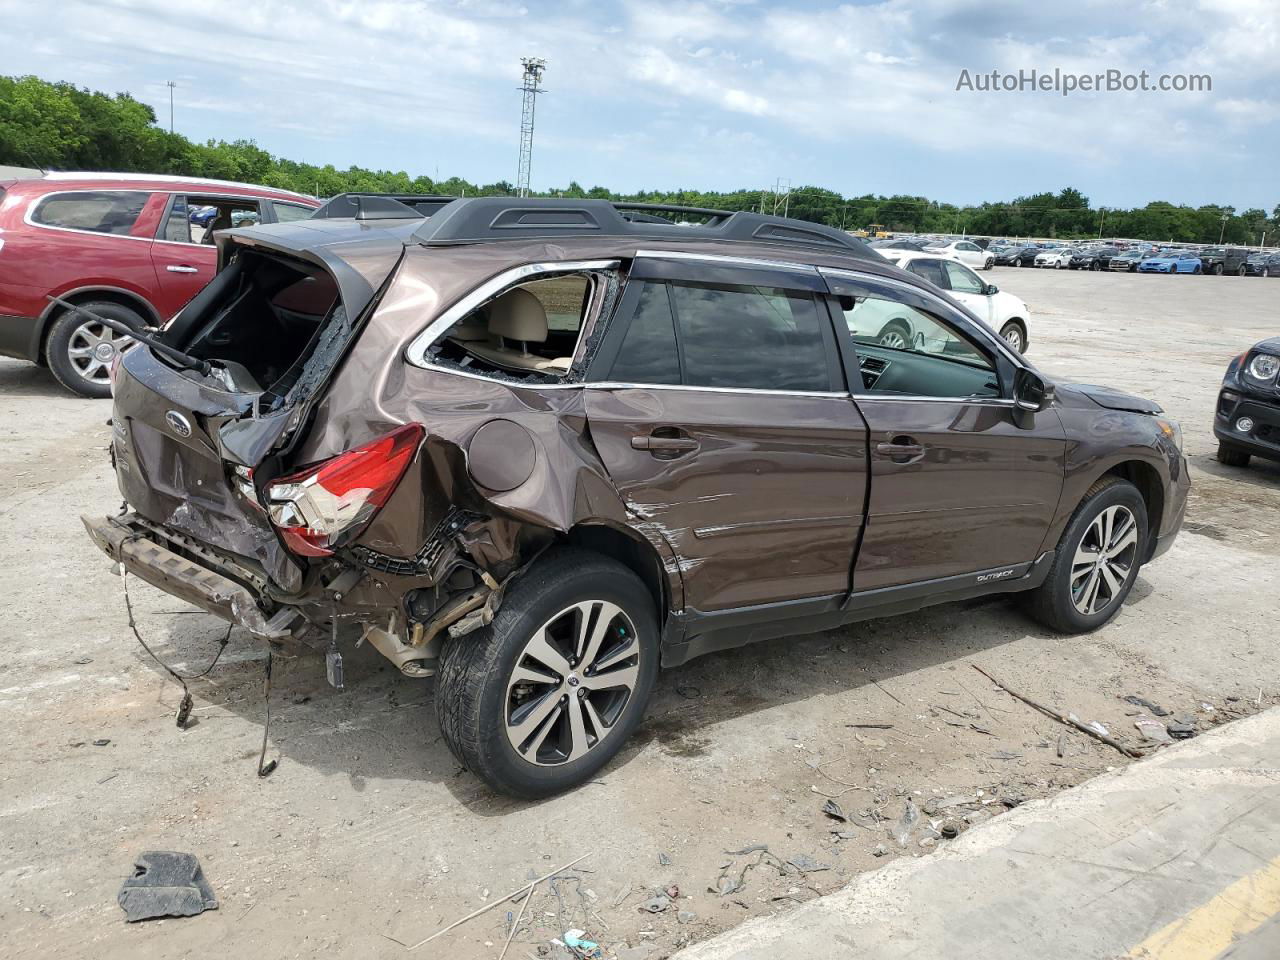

[0,173,320,397]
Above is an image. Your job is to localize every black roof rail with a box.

[408,197,873,258]
[612,201,736,222]
[312,193,459,220]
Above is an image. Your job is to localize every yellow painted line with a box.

[1127,854,1280,959]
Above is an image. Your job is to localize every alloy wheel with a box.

[1002,326,1024,352]
[504,601,641,767]
[880,330,908,349]
[1069,505,1139,616]
[66,321,130,386]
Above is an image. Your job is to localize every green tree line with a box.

[2,74,1276,245]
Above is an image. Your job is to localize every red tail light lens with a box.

[266,423,424,557]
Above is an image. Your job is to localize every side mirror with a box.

[984,283,999,295]
[1013,368,1054,414]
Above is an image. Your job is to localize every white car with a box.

[871,252,1031,353]
[1033,247,1074,269]
[923,239,994,270]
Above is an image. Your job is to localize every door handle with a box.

[875,436,925,464]
[166,265,199,274]
[631,436,698,452]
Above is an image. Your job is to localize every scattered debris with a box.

[74,656,93,665]
[387,852,590,949]
[988,750,1022,760]
[940,823,961,840]
[872,843,890,857]
[1123,695,1169,717]
[971,665,1142,758]
[117,851,218,922]
[638,894,672,914]
[724,844,768,856]
[787,854,829,874]
[893,800,921,847]
[845,723,894,730]
[658,852,671,866]
[678,910,698,924]
[1134,716,1173,744]
[497,885,533,960]
[560,929,602,958]
[1166,722,1197,740]
[92,739,111,747]
[821,799,848,822]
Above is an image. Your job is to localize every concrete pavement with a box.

[675,707,1280,960]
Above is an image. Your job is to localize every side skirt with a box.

[660,553,1053,668]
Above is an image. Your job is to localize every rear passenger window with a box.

[609,282,681,384]
[272,201,313,223]
[668,282,830,392]
[32,191,148,235]
[906,259,948,288]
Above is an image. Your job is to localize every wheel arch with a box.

[564,521,673,627]
[1102,459,1165,561]
[36,286,161,364]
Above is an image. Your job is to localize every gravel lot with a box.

[2,267,1278,959]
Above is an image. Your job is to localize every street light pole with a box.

[166,81,176,133]
[1219,213,1229,245]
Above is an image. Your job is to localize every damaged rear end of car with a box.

[84,213,647,688]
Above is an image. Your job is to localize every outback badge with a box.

[164,411,193,438]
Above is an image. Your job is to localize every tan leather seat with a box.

[460,288,558,372]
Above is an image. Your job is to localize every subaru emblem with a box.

[165,411,193,438]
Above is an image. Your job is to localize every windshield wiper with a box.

[46,295,213,377]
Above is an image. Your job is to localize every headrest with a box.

[488,287,547,343]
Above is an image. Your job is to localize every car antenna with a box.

[44,295,213,377]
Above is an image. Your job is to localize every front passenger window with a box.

[841,295,998,398]
[943,261,985,294]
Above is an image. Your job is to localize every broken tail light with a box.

[266,423,424,557]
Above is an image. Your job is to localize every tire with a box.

[984,258,994,271]
[999,320,1026,353]
[1216,443,1251,468]
[1022,477,1148,634]
[1090,260,1101,271]
[435,547,659,798]
[1212,263,1224,275]
[46,300,144,399]
[1013,257,1023,267]
[1194,265,1202,274]
[877,319,912,349]
[1237,265,1247,277]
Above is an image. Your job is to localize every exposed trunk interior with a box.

[163,249,340,400]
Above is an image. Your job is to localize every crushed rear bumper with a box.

[82,513,299,640]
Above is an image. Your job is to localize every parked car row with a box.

[0,173,319,396]
[984,240,1278,277]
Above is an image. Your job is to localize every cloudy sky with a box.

[2,0,1276,208]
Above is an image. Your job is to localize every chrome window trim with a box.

[587,381,849,399]
[634,248,820,275]
[24,189,156,242]
[404,259,622,367]
[820,266,1024,368]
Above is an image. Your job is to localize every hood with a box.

[1056,382,1163,415]
[1253,337,1280,355]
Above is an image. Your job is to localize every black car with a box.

[1200,247,1251,276]
[869,238,930,251]
[1244,253,1280,277]
[1215,340,1280,468]
[994,244,1039,267]
[1069,247,1119,271]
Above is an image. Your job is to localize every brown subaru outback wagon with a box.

[84,196,1189,797]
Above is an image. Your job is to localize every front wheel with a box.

[435,548,659,798]
[1212,263,1224,275]
[984,258,994,271]
[1090,261,1101,271]
[1022,477,1147,634]
[877,319,912,349]
[999,320,1026,353]
[1217,443,1251,468]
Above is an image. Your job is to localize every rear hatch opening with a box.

[163,247,343,403]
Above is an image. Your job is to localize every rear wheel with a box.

[1216,443,1251,468]
[984,257,994,270]
[46,301,143,399]
[1023,477,1147,634]
[435,548,658,798]
[1237,265,1247,277]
